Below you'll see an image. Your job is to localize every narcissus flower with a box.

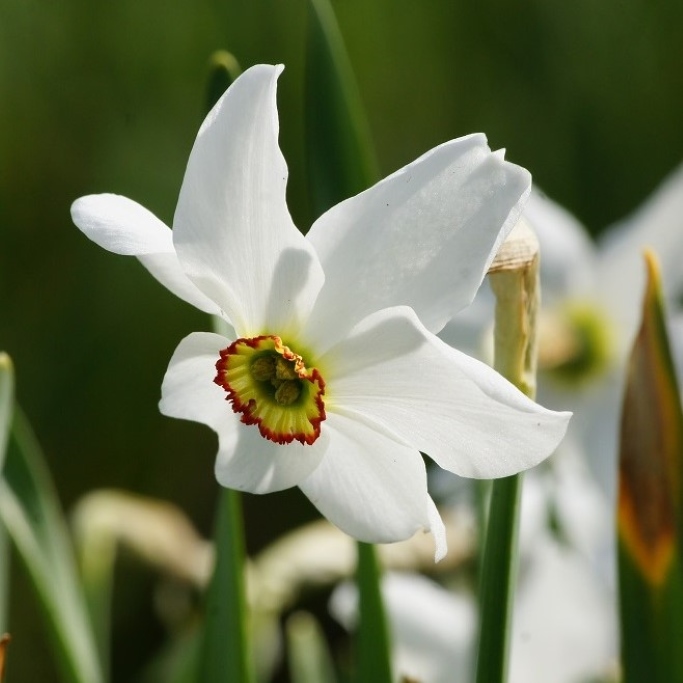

[71,64,570,558]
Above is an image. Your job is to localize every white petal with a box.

[597,161,683,332]
[330,573,476,683]
[437,281,495,362]
[214,421,328,494]
[299,411,444,548]
[159,332,325,493]
[304,135,530,350]
[323,306,571,479]
[138,252,224,315]
[172,64,324,338]
[510,534,616,683]
[72,194,221,315]
[524,189,598,302]
[159,331,235,431]
[71,194,174,255]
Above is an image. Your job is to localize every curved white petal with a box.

[304,135,530,350]
[510,534,616,683]
[330,573,475,683]
[214,419,329,494]
[322,307,571,479]
[172,64,324,338]
[597,161,683,332]
[160,332,326,494]
[299,411,445,550]
[437,282,495,362]
[71,194,174,255]
[71,193,222,315]
[159,331,236,431]
[524,189,598,302]
[138,252,224,315]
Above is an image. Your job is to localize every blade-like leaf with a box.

[305,0,378,217]
[0,354,12,474]
[0,353,13,634]
[197,488,252,683]
[205,51,241,115]
[618,250,683,683]
[0,408,104,683]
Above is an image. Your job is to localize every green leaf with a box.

[197,489,252,683]
[0,408,104,683]
[618,250,683,683]
[0,354,12,475]
[286,611,337,683]
[0,353,13,634]
[305,0,379,217]
[354,543,393,683]
[205,51,241,114]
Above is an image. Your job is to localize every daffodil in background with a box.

[71,63,570,559]
[443,163,683,505]
[528,167,683,504]
[434,161,683,683]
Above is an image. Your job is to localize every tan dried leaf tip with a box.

[488,217,539,274]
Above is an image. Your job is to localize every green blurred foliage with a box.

[1,0,682,681]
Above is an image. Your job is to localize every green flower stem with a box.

[475,222,539,683]
[286,611,338,683]
[355,542,393,683]
[198,488,253,683]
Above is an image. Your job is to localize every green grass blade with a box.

[0,354,12,476]
[355,543,393,683]
[0,408,104,683]
[197,489,252,683]
[305,0,378,216]
[0,354,14,634]
[617,251,683,683]
[205,50,241,114]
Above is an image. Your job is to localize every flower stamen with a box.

[214,336,325,445]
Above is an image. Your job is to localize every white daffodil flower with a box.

[71,64,570,559]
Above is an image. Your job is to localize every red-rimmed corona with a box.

[214,335,326,445]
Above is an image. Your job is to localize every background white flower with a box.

[71,63,570,557]
[442,163,683,505]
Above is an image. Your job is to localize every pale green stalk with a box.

[475,221,539,683]
[286,611,337,683]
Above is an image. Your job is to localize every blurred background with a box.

[1,0,682,680]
